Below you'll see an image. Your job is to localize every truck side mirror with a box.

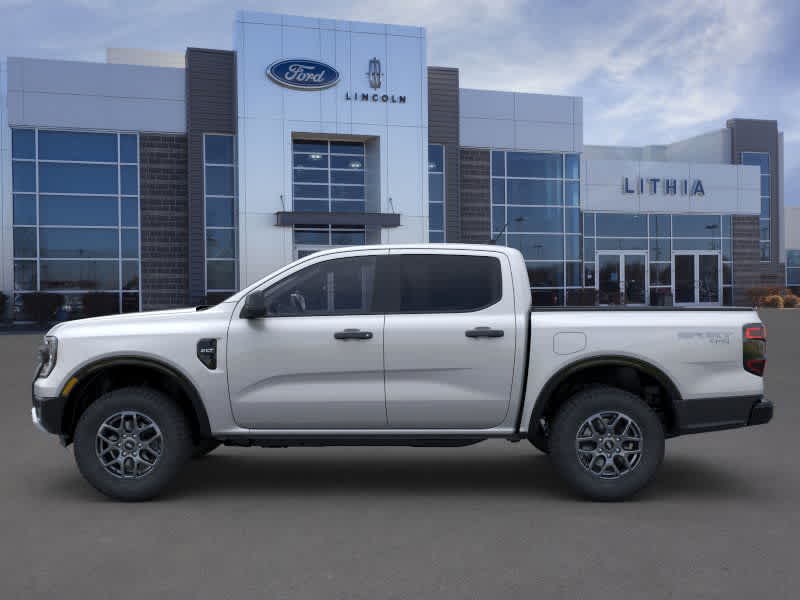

[240,292,268,319]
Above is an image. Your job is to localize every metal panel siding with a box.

[427,67,461,242]
[186,48,237,304]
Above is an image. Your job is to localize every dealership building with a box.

[0,10,790,319]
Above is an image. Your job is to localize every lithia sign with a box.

[623,177,705,196]
[267,57,407,103]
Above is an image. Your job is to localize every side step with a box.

[220,436,488,448]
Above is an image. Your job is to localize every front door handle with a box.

[465,327,504,338]
[334,329,373,340]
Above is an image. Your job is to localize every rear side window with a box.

[385,254,502,313]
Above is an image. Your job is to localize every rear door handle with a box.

[465,327,504,338]
[334,329,373,340]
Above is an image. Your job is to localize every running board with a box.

[220,436,488,448]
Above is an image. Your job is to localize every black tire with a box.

[528,433,549,454]
[192,438,221,459]
[73,386,193,501]
[549,385,664,501]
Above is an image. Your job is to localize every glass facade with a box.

[204,134,238,300]
[491,150,580,305]
[11,128,140,320]
[742,152,770,261]
[787,250,800,289]
[428,144,445,242]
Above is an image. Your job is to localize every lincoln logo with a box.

[266,59,340,90]
[367,57,382,89]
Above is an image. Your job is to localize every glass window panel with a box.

[294,199,328,212]
[721,215,732,237]
[429,231,444,243]
[565,154,580,180]
[205,166,235,195]
[207,260,236,290]
[507,206,563,233]
[13,194,36,225]
[207,229,235,259]
[121,197,139,227]
[672,214,721,237]
[40,260,119,290]
[492,179,505,205]
[673,238,721,251]
[330,141,364,155]
[722,238,732,261]
[122,292,140,313]
[787,250,800,268]
[595,213,647,237]
[429,203,444,231]
[583,213,595,236]
[565,235,581,260]
[120,134,138,163]
[331,230,366,245]
[40,228,118,258]
[760,175,770,196]
[205,135,234,164]
[38,130,117,162]
[566,262,581,286]
[40,195,118,226]
[723,263,732,285]
[741,152,769,174]
[491,151,505,177]
[649,214,671,237]
[293,140,328,154]
[787,268,800,285]
[293,168,328,183]
[583,237,594,262]
[507,179,562,205]
[331,155,363,169]
[760,219,770,240]
[596,238,647,251]
[294,229,329,244]
[649,238,671,261]
[332,170,365,185]
[294,184,329,199]
[723,287,732,306]
[122,261,139,290]
[650,288,673,307]
[121,229,139,258]
[14,261,37,291]
[650,263,671,286]
[120,165,138,195]
[332,200,365,213]
[507,234,564,260]
[565,181,580,206]
[761,197,770,218]
[39,163,117,194]
[565,208,580,233]
[492,207,505,234]
[12,161,35,192]
[428,173,444,203]
[584,262,595,287]
[428,144,444,172]
[12,129,35,159]
[331,185,364,200]
[294,153,329,168]
[13,227,37,258]
[205,197,234,227]
[507,152,562,178]
[527,262,564,287]
[531,289,564,307]
[760,242,770,261]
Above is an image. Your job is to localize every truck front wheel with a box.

[73,386,193,501]
[549,385,665,501]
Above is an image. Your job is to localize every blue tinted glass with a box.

[649,238,671,261]
[294,199,328,212]
[331,185,364,200]
[565,208,580,233]
[332,201,365,212]
[507,152,562,178]
[508,206,563,233]
[584,262,595,286]
[673,238,721,251]
[595,213,647,237]
[330,141,364,155]
[39,163,118,194]
[12,161,35,192]
[14,227,36,258]
[596,238,647,250]
[206,166,235,195]
[492,207,505,233]
[122,261,139,290]
[527,262,563,287]
[507,180,562,205]
[761,197,770,218]
[507,234,563,260]
[38,131,117,162]
[789,268,800,285]
[583,213,594,236]
[40,195,118,226]
[294,184,328,199]
[205,197,234,227]
[429,173,443,203]
[40,260,119,290]
[429,231,444,243]
[491,151,505,177]
[207,260,236,290]
[566,262,581,286]
[723,263,732,285]
[207,229,235,258]
[429,203,444,230]
[331,155,363,169]
[787,250,800,268]
[565,154,580,179]
[428,145,444,172]
[121,165,138,195]
[121,198,139,226]
[583,238,594,261]
[760,220,770,240]
[332,170,365,185]
[565,235,580,260]
[673,214,720,237]
[721,215,732,237]
[741,152,769,174]
[760,242,770,261]
[761,175,770,196]
[13,194,36,225]
[122,229,139,258]
[565,181,579,206]
[492,179,505,205]
[650,264,671,286]
[331,230,366,245]
[293,140,328,154]
[649,214,671,237]
[12,129,35,159]
[294,153,329,168]
[294,168,329,184]
[205,135,234,164]
[14,261,37,291]
[294,230,329,244]
[40,228,117,258]
[120,135,138,163]
[722,238,732,261]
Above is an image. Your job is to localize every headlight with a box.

[37,336,58,378]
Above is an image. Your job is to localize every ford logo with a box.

[267,59,340,90]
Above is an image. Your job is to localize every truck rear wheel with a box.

[73,386,193,501]
[549,385,664,501]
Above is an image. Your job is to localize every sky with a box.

[1,0,798,202]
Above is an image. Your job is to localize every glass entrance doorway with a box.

[596,252,647,305]
[672,252,721,305]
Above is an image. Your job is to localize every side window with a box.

[263,256,376,316]
[390,254,502,313]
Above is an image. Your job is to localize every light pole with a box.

[490,216,527,244]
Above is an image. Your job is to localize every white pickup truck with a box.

[32,244,772,501]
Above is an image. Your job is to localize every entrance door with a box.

[596,252,647,306]
[672,252,721,305]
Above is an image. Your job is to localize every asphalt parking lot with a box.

[1,309,797,599]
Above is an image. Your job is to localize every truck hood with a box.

[47,306,218,337]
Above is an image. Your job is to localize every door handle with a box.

[465,327,504,338]
[334,329,373,340]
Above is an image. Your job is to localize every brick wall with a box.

[459,149,491,244]
[139,134,189,310]
[732,215,786,305]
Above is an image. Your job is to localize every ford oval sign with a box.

[267,59,340,90]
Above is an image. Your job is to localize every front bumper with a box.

[31,394,66,435]
[676,395,773,435]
